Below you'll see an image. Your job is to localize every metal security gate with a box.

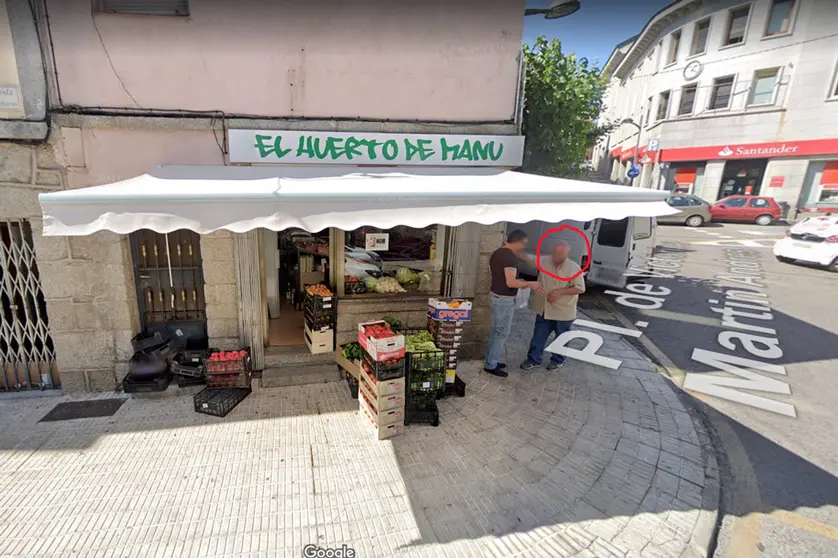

[0,219,58,391]
[129,229,208,346]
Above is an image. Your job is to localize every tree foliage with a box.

[522,36,615,179]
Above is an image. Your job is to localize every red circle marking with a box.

[535,225,592,281]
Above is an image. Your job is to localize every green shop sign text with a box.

[252,134,506,163]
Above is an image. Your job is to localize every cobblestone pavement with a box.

[0,309,719,558]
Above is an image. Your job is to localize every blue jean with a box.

[484,293,516,369]
[527,314,574,364]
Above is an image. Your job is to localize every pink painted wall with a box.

[47,0,525,121]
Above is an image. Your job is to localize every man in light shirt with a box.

[520,241,585,371]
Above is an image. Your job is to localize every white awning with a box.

[38,165,678,236]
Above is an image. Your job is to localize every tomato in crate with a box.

[206,349,251,375]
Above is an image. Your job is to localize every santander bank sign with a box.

[660,138,838,162]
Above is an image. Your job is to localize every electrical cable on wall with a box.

[91,15,141,108]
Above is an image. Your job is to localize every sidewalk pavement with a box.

[0,308,720,558]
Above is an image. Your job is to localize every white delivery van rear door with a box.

[588,218,631,289]
[628,217,656,273]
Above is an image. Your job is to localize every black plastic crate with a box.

[304,292,338,315]
[207,372,252,389]
[131,331,168,353]
[344,280,368,295]
[406,394,440,427]
[305,309,336,331]
[122,373,171,393]
[345,371,359,399]
[437,376,467,399]
[361,351,406,382]
[177,374,206,388]
[170,361,204,379]
[194,387,251,418]
[179,349,210,365]
[408,368,445,394]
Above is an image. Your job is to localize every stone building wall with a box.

[1,140,138,393]
[200,231,240,350]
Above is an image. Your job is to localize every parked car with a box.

[709,196,782,226]
[773,215,838,272]
[657,194,713,227]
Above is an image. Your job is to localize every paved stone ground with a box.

[0,309,719,558]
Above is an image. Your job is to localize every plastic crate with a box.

[122,373,171,393]
[131,331,168,353]
[304,291,337,315]
[437,376,466,399]
[344,280,367,295]
[361,351,406,382]
[170,361,205,379]
[179,349,210,365]
[177,374,206,388]
[408,368,445,394]
[207,371,252,389]
[205,351,252,375]
[406,394,440,427]
[304,309,335,332]
[194,387,251,418]
[345,370,359,399]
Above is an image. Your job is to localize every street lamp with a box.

[524,0,582,19]
[621,117,643,186]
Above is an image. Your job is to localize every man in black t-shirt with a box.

[483,229,544,377]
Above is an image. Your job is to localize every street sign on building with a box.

[627,166,640,179]
[647,139,660,152]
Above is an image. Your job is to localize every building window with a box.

[765,0,796,37]
[724,5,750,46]
[93,0,190,16]
[832,68,838,99]
[748,68,780,105]
[678,84,698,115]
[343,226,445,297]
[655,40,663,71]
[656,91,671,121]
[666,30,682,65]
[645,96,653,125]
[709,76,735,110]
[690,18,711,56]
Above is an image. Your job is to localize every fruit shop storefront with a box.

[37,163,675,393]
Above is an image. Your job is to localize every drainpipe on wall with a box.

[513,51,526,135]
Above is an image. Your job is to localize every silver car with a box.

[658,194,713,227]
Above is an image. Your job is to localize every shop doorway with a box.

[269,228,331,347]
[129,230,207,347]
[717,159,768,200]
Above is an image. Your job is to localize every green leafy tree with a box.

[522,36,615,179]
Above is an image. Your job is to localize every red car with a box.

[709,196,783,226]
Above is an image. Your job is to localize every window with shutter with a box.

[709,76,735,110]
[656,91,671,121]
[724,6,750,46]
[93,0,189,16]
[666,30,682,65]
[748,68,779,105]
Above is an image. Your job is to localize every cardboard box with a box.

[304,323,334,354]
[359,378,405,411]
[360,364,406,397]
[334,349,361,380]
[427,298,472,322]
[358,321,405,362]
[359,400,405,440]
[445,369,457,384]
[428,317,465,335]
[359,391,405,426]
[433,333,463,349]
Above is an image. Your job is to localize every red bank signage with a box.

[619,146,637,161]
[660,138,838,162]
[637,147,659,165]
[609,147,623,158]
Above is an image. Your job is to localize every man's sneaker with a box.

[547,361,565,371]
[497,363,508,369]
[520,360,540,370]
[483,366,509,377]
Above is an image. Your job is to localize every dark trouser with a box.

[527,314,574,364]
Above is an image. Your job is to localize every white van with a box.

[507,217,656,290]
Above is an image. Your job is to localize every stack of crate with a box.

[304,287,337,354]
[357,320,406,440]
[194,348,252,417]
[427,298,472,397]
[398,328,445,427]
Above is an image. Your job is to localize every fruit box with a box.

[305,323,334,355]
[359,403,404,440]
[359,391,405,426]
[360,364,406,397]
[358,321,405,362]
[427,298,472,322]
[334,349,361,380]
[359,377,405,412]
[428,317,465,335]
